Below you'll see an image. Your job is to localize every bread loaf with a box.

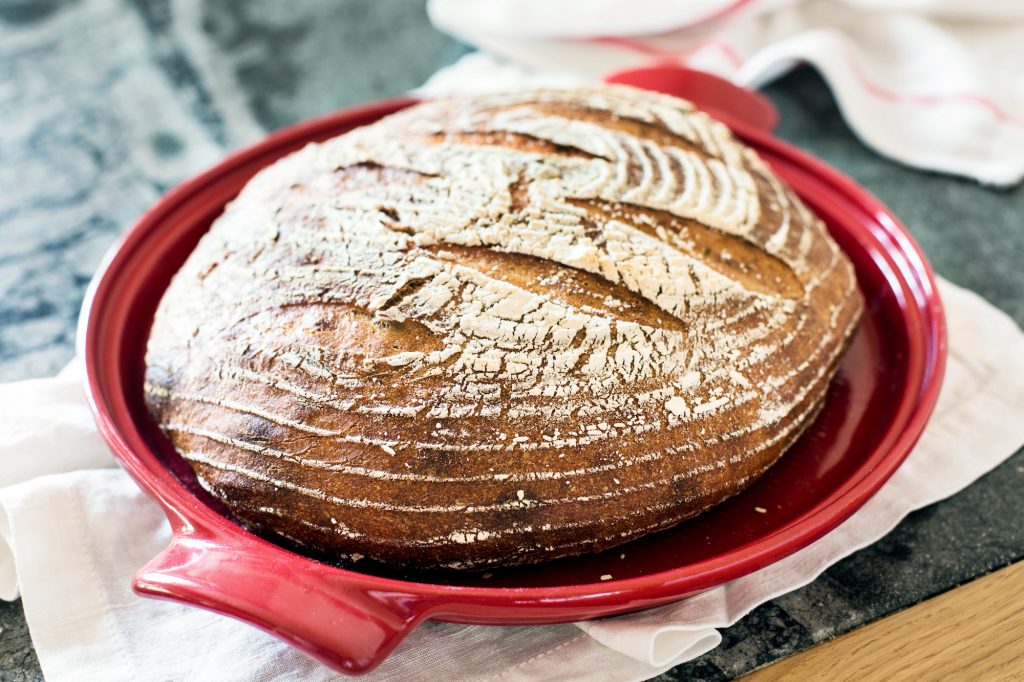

[144,86,862,570]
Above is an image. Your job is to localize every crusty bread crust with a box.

[144,86,862,570]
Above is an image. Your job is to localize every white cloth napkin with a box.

[427,0,1024,186]
[2,278,1023,681]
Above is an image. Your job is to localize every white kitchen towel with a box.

[427,0,1024,186]
[1,278,1023,681]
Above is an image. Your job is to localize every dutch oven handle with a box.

[605,65,779,134]
[133,527,433,674]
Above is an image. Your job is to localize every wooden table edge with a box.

[742,559,1024,680]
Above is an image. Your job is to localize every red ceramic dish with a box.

[79,80,946,674]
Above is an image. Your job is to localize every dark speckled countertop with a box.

[1,1,1022,679]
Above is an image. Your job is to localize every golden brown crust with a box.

[144,86,862,569]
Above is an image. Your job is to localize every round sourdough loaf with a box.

[144,86,863,570]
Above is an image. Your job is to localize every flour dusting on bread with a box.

[145,86,862,569]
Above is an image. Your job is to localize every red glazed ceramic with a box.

[79,72,946,674]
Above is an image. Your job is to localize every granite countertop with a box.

[1,1,1022,680]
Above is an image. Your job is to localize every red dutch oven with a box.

[78,68,946,674]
